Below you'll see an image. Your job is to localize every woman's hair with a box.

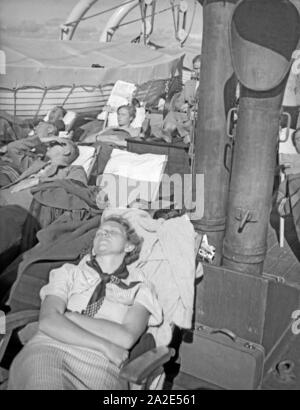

[48,106,67,124]
[54,119,66,134]
[117,104,137,122]
[131,98,141,108]
[192,54,201,66]
[60,139,80,165]
[102,215,143,265]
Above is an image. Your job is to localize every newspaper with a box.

[97,80,136,127]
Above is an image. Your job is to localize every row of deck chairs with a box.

[0,106,202,389]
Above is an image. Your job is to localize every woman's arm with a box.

[82,132,99,143]
[65,303,150,350]
[39,295,128,367]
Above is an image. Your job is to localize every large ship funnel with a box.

[223,0,300,276]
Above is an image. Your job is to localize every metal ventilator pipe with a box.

[223,0,300,275]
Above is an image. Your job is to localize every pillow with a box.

[72,145,96,175]
[99,149,167,207]
[44,110,77,131]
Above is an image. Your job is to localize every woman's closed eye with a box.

[97,228,124,238]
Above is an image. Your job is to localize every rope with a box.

[80,85,102,92]
[139,0,147,45]
[13,88,17,119]
[34,87,48,119]
[112,4,175,30]
[180,0,198,46]
[170,0,178,39]
[2,85,104,93]
[64,0,137,27]
[62,84,75,107]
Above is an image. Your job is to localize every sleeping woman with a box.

[8,215,163,390]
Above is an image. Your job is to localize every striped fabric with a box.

[8,343,128,390]
[0,163,20,186]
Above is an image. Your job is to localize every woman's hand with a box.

[103,105,114,113]
[105,343,129,368]
[64,310,129,367]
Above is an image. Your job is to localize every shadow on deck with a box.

[167,209,300,391]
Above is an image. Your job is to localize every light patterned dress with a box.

[8,255,164,390]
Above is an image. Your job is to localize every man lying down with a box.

[0,138,87,209]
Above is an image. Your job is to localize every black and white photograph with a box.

[0,0,300,393]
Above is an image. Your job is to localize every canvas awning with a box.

[0,36,184,89]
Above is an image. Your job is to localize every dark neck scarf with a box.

[85,253,140,308]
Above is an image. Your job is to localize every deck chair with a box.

[19,144,101,250]
[0,212,201,390]
[277,127,300,245]
[0,312,176,390]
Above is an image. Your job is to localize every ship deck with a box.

[264,211,300,289]
[169,210,300,391]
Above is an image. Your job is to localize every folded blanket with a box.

[8,215,102,312]
[31,179,100,211]
[102,208,198,331]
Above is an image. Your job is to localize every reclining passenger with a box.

[0,138,87,207]
[83,104,141,145]
[0,107,68,186]
[276,129,300,217]
[152,55,201,143]
[0,111,32,146]
[34,106,67,141]
[0,106,66,149]
[8,215,162,390]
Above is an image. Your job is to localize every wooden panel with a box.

[196,265,268,344]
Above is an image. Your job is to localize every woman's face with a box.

[45,140,70,163]
[294,130,300,153]
[93,221,130,256]
[46,143,65,161]
[117,108,131,127]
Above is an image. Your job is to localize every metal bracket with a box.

[226,107,237,140]
[279,111,292,143]
[262,272,285,284]
[235,208,259,232]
